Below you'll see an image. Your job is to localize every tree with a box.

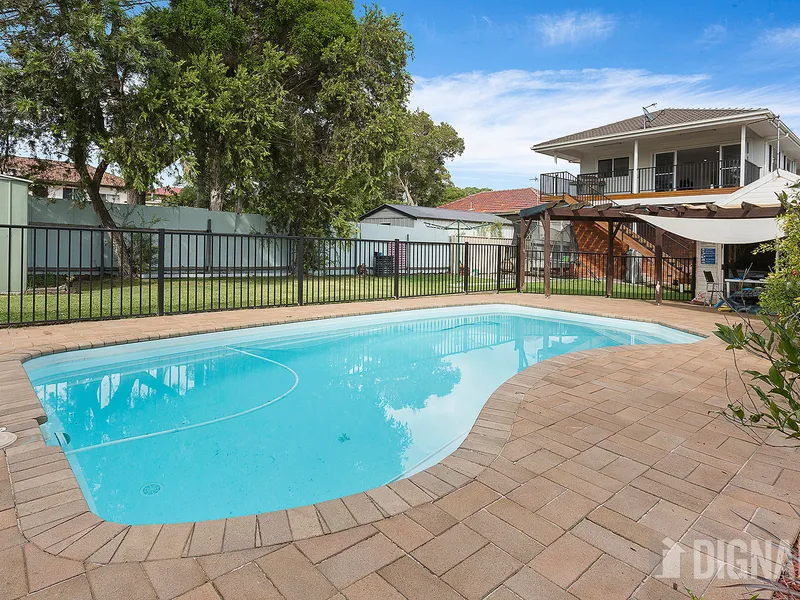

[145,0,288,212]
[713,188,800,445]
[715,308,800,444]
[0,0,170,271]
[252,2,414,236]
[442,185,493,203]
[758,186,800,315]
[387,109,464,207]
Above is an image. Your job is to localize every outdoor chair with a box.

[703,270,722,306]
[724,288,762,314]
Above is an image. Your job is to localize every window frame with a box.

[597,157,630,177]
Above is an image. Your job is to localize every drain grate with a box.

[140,483,162,497]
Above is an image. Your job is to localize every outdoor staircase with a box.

[538,171,695,286]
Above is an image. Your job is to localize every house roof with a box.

[440,188,540,215]
[153,186,183,197]
[361,204,511,225]
[533,108,770,150]
[0,156,126,189]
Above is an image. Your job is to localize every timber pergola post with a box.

[654,226,664,305]
[517,218,532,292]
[606,219,614,297]
[543,210,551,297]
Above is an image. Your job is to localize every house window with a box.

[598,157,629,177]
[62,187,87,202]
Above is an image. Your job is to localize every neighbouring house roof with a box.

[533,108,772,150]
[0,156,126,189]
[439,188,540,215]
[153,186,183,197]
[360,203,511,225]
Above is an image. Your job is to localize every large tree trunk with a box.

[126,188,146,205]
[398,168,414,205]
[73,153,134,277]
[208,152,224,211]
[87,185,134,277]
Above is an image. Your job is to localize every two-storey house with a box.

[531,108,800,296]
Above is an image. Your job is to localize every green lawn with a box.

[0,273,691,325]
[1,274,513,325]
[523,277,693,301]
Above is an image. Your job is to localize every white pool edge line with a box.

[58,346,299,455]
[23,304,704,379]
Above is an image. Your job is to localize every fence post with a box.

[654,228,663,305]
[496,244,502,292]
[543,212,551,297]
[393,239,400,299]
[204,219,212,274]
[463,242,470,293]
[296,237,304,306]
[99,230,106,278]
[156,228,165,316]
[606,220,614,298]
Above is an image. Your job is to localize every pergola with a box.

[518,201,783,304]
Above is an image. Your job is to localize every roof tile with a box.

[440,188,540,215]
[534,108,767,148]
[0,156,126,188]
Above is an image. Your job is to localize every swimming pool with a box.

[25,305,701,525]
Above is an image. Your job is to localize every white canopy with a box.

[635,215,782,244]
[715,169,799,208]
[629,170,795,243]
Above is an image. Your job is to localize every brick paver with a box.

[1,294,799,599]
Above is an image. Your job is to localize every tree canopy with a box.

[0,0,167,227]
[383,109,464,208]
[442,185,493,203]
[0,0,465,236]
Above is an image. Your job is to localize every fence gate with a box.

[612,254,695,302]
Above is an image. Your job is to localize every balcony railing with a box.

[568,159,761,195]
[539,171,608,205]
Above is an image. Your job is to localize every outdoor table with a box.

[724,278,765,298]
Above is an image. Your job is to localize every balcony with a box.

[572,159,761,196]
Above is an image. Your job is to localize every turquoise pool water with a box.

[25,305,701,525]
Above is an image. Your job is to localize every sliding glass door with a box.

[654,152,675,192]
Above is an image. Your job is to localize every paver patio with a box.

[1,294,798,600]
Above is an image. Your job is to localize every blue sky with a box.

[377,1,800,190]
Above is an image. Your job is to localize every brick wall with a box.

[573,223,628,279]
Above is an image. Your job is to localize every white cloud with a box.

[758,25,800,48]
[699,24,727,45]
[533,11,615,46]
[410,68,800,189]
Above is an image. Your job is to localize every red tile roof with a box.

[153,186,183,197]
[440,188,540,215]
[0,156,126,188]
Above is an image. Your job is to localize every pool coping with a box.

[0,295,723,564]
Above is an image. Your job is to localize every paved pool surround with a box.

[0,294,798,600]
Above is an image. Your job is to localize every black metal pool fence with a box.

[0,223,694,326]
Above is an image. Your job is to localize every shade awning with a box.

[714,169,799,207]
[635,215,782,244]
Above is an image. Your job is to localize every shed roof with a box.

[361,204,511,225]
